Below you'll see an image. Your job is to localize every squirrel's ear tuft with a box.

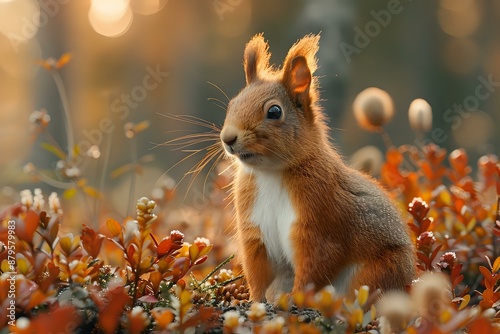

[282,34,320,77]
[244,33,271,84]
[282,34,320,110]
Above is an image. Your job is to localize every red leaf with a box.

[453,275,464,288]
[194,255,208,266]
[81,225,104,258]
[429,244,443,263]
[451,263,463,281]
[172,258,190,282]
[99,286,130,334]
[157,238,172,257]
[17,210,39,242]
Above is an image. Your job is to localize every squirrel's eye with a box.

[266,105,282,120]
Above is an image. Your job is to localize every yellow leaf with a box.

[277,294,290,311]
[106,218,121,238]
[180,289,191,304]
[293,291,306,308]
[466,217,477,232]
[133,120,150,134]
[1,259,12,272]
[437,188,452,206]
[189,244,199,262]
[63,187,77,200]
[198,244,213,258]
[493,257,500,273]
[458,294,470,311]
[351,308,363,326]
[111,164,133,179]
[16,254,31,275]
[83,186,101,199]
[140,257,153,271]
[439,309,452,323]
[357,285,369,307]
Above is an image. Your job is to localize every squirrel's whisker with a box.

[208,97,228,109]
[207,81,230,102]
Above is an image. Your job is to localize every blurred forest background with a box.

[0,0,499,227]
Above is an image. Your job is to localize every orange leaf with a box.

[151,309,174,329]
[31,305,82,333]
[468,316,495,334]
[56,53,72,69]
[106,218,121,238]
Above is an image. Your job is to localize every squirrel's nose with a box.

[221,126,238,147]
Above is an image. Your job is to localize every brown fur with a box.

[221,34,416,302]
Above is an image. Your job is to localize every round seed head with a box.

[408,98,432,132]
[353,87,394,132]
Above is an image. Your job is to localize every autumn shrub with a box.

[1,57,500,334]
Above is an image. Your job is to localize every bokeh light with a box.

[438,0,480,37]
[452,110,494,150]
[88,0,133,37]
[130,0,168,15]
[442,38,478,74]
[0,0,40,42]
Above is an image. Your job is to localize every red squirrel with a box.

[220,34,415,302]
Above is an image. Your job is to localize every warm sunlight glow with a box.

[130,0,167,15]
[88,1,133,38]
[437,0,480,37]
[90,0,130,22]
[0,0,40,42]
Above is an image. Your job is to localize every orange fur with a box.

[221,34,415,302]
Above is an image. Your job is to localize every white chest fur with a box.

[250,171,297,267]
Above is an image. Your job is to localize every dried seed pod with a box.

[353,87,394,132]
[408,98,432,132]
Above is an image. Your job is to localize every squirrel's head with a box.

[221,33,326,171]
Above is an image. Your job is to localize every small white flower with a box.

[247,302,267,321]
[33,188,45,211]
[16,317,30,329]
[194,237,210,248]
[49,192,63,214]
[20,189,33,209]
[123,219,139,245]
[223,310,244,329]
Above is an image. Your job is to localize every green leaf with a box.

[111,163,133,179]
[41,142,66,160]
